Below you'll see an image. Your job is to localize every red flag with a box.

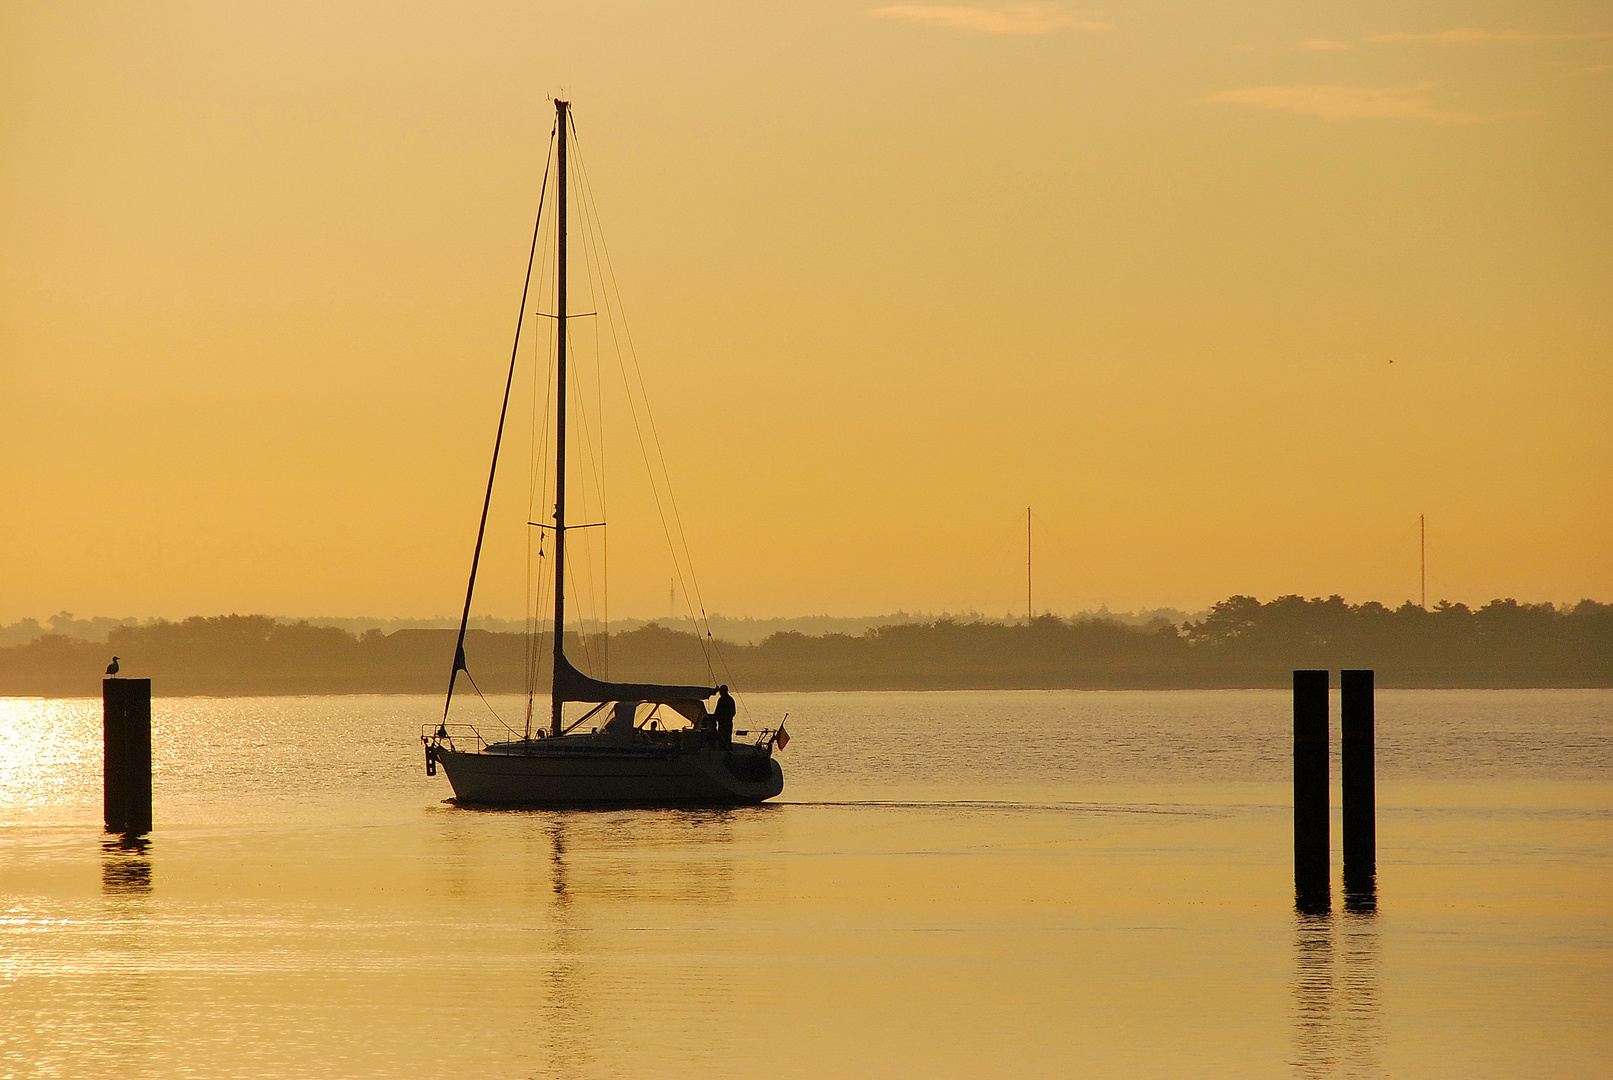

[775,725,789,750]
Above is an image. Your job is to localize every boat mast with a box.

[551,98,570,737]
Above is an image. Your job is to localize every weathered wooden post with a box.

[1293,669,1330,914]
[1341,669,1376,910]
[102,678,152,835]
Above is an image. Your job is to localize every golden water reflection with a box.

[543,821,591,1079]
[0,693,1607,1078]
[0,698,100,824]
[1292,911,1382,1079]
[432,810,751,1078]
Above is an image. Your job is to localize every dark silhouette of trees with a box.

[1,598,1607,696]
[1179,595,1612,685]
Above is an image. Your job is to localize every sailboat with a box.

[423,100,785,806]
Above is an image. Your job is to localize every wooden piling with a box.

[1293,669,1330,913]
[1341,669,1376,909]
[102,678,152,835]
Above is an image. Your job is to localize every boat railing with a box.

[422,720,782,759]
[421,722,494,753]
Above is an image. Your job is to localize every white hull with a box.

[434,743,784,806]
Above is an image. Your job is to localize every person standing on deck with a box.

[713,685,735,749]
[605,700,640,746]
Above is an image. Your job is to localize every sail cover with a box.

[553,651,715,704]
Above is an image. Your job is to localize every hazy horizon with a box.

[3,591,1603,631]
[1,603,1207,647]
[7,592,1607,650]
[2,583,1606,630]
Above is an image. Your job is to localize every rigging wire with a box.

[597,236,608,681]
[464,667,522,738]
[573,149,623,679]
[524,276,558,738]
[545,162,612,683]
[567,547,595,674]
[571,144,709,629]
[567,121,718,683]
[568,129,695,630]
[521,130,563,738]
[581,201,610,679]
[442,117,557,725]
[564,319,608,661]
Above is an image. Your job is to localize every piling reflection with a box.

[1344,870,1377,914]
[96,832,156,1065]
[1336,911,1382,1077]
[1291,911,1383,1078]
[1291,914,1335,1077]
[100,835,152,896]
[1295,885,1331,917]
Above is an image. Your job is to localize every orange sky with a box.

[2,1,1609,623]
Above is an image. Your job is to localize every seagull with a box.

[105,656,120,676]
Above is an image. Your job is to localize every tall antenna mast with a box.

[550,98,570,737]
[1026,505,1032,624]
[1420,514,1426,609]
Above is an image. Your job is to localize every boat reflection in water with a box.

[430,808,755,1077]
[540,822,590,1076]
[422,97,784,807]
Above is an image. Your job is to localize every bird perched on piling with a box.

[105,656,120,676]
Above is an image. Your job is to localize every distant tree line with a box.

[1,597,1608,697]
[0,607,1202,649]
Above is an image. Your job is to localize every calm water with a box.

[1,689,1609,1078]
